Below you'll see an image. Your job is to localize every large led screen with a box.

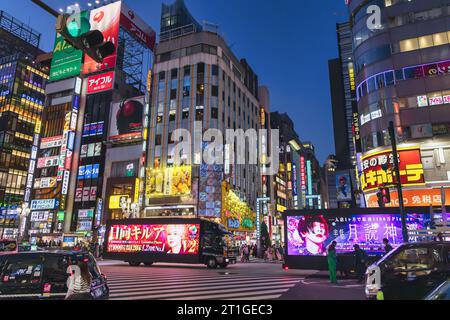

[107,224,200,255]
[287,214,431,256]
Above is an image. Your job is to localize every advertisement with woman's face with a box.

[287,213,431,256]
[107,224,200,255]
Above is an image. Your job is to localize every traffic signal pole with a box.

[389,121,408,243]
[31,0,59,18]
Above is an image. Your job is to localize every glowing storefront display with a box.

[107,224,200,254]
[221,182,256,232]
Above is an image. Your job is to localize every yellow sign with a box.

[134,178,140,203]
[109,195,129,209]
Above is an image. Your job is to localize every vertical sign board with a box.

[82,2,121,75]
[120,2,156,51]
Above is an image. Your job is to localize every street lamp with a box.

[16,203,31,243]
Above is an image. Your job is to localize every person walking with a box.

[382,238,393,255]
[354,244,368,283]
[327,241,338,284]
[253,244,258,258]
[65,256,93,300]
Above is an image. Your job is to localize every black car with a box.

[365,242,450,300]
[0,250,109,300]
[424,279,450,300]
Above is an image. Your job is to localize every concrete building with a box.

[145,0,263,243]
[348,0,450,207]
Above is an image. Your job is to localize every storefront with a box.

[106,177,139,220]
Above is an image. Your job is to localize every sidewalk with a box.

[238,258,283,264]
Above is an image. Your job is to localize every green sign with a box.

[57,211,65,221]
[49,11,89,82]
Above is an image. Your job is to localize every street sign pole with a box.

[389,121,408,243]
[31,0,58,17]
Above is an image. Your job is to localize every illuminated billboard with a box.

[146,166,192,198]
[365,188,450,208]
[221,182,256,232]
[109,97,145,142]
[82,1,121,74]
[120,2,156,50]
[287,213,431,256]
[360,147,425,192]
[107,224,200,254]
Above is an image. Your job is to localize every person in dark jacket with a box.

[353,244,368,283]
[382,238,393,255]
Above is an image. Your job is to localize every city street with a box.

[99,260,365,300]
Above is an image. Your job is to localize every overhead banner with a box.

[82,1,121,74]
[109,97,145,142]
[120,2,156,51]
[360,147,425,192]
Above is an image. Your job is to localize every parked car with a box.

[0,250,109,300]
[424,279,450,300]
[365,242,450,300]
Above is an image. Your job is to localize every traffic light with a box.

[377,187,391,207]
[56,13,115,63]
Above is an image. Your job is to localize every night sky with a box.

[1,0,348,163]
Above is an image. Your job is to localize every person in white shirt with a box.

[65,257,92,300]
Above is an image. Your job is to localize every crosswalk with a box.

[103,267,302,300]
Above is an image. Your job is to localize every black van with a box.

[365,242,450,300]
[0,251,109,300]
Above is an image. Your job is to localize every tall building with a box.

[146,0,262,243]
[328,22,359,170]
[348,0,450,207]
[0,11,44,59]
[29,1,156,244]
[0,53,49,240]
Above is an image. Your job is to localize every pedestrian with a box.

[65,255,93,300]
[382,238,393,255]
[353,244,368,283]
[243,244,250,262]
[327,241,338,284]
[253,243,258,258]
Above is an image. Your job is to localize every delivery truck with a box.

[283,207,440,273]
[103,218,238,268]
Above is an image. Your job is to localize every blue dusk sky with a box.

[1,0,349,163]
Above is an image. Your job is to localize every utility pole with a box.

[389,121,408,243]
[31,0,59,18]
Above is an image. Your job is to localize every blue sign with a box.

[72,95,80,111]
[78,166,85,180]
[92,164,100,179]
[67,132,75,151]
[85,165,93,180]
[97,122,104,135]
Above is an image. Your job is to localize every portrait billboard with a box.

[287,213,431,257]
[336,172,352,201]
[107,223,200,255]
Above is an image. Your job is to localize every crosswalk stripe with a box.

[165,289,293,301]
[109,280,300,296]
[225,294,282,300]
[110,285,296,300]
[107,276,297,286]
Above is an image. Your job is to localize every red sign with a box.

[360,147,425,192]
[300,156,306,188]
[82,2,121,74]
[120,2,156,51]
[87,71,114,94]
[107,224,200,255]
[366,188,450,208]
[75,188,83,202]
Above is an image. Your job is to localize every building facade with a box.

[145,0,262,243]
[348,0,450,207]
[0,54,48,240]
